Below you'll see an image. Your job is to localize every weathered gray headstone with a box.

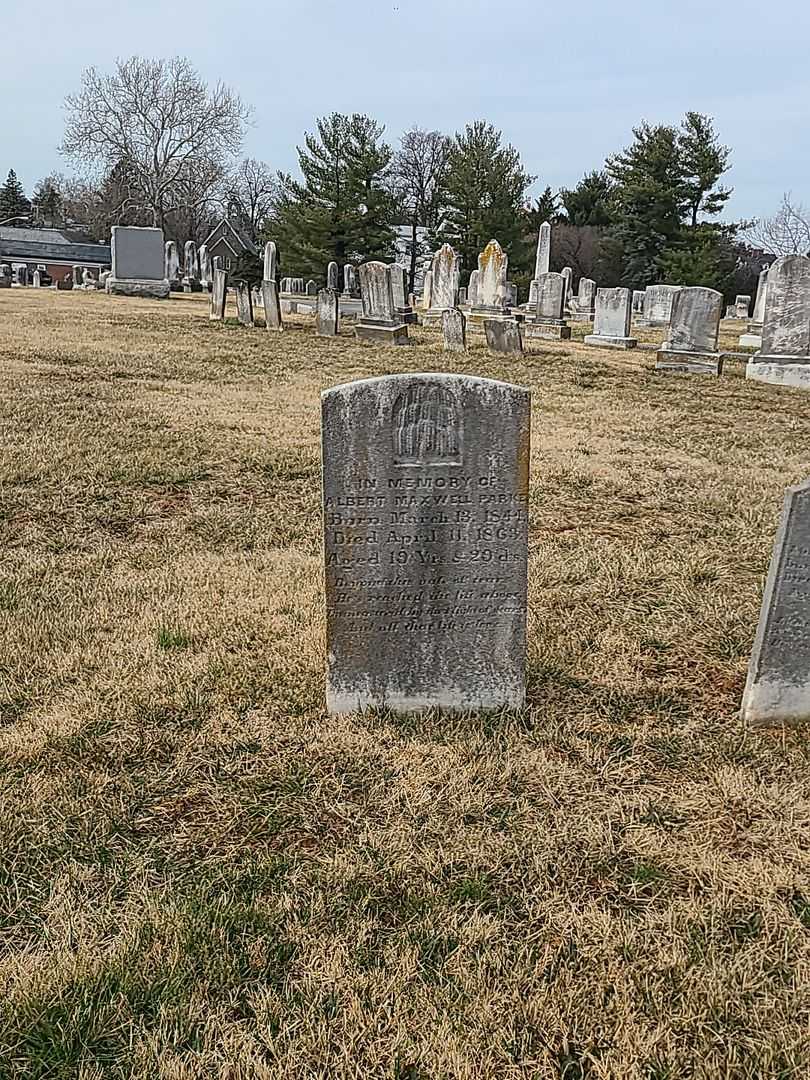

[442,308,467,352]
[570,277,596,319]
[528,221,552,305]
[642,284,682,326]
[389,264,414,321]
[306,279,317,296]
[560,267,573,308]
[735,294,752,319]
[584,288,637,349]
[108,226,170,298]
[235,280,254,326]
[316,287,339,337]
[467,270,479,307]
[741,478,810,726]
[263,242,278,283]
[424,244,459,320]
[342,264,358,298]
[82,269,96,289]
[356,262,409,345]
[327,261,339,291]
[210,268,228,321]
[165,242,181,290]
[71,265,82,288]
[632,290,645,315]
[471,240,508,314]
[656,286,723,375]
[198,244,211,291]
[31,270,41,287]
[747,255,810,389]
[183,240,200,292]
[484,318,523,355]
[741,265,770,347]
[421,270,434,311]
[322,373,530,713]
[0,264,11,288]
[526,273,571,340]
[262,279,282,330]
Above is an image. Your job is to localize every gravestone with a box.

[355,262,409,345]
[32,270,41,287]
[82,269,96,289]
[183,240,200,292]
[108,226,170,298]
[210,267,228,321]
[641,284,681,326]
[316,287,339,337]
[560,267,574,307]
[389,264,415,323]
[747,255,810,389]
[327,261,339,291]
[0,264,11,288]
[198,244,211,291]
[263,242,278,283]
[484,318,523,355]
[306,280,317,296]
[467,270,479,307]
[470,240,508,317]
[570,277,596,320]
[421,270,433,311]
[442,308,467,352]
[342,264,358,298]
[165,242,182,290]
[322,373,530,713]
[632,290,645,315]
[262,279,283,331]
[741,265,770,347]
[526,272,571,340]
[584,288,637,349]
[423,244,460,323]
[71,265,82,288]
[235,280,254,326]
[656,286,723,375]
[741,478,810,725]
[735,294,751,319]
[528,221,551,306]
[459,287,467,304]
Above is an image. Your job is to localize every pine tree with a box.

[269,113,397,280]
[679,112,732,227]
[437,120,534,279]
[561,171,615,226]
[31,175,64,228]
[0,169,31,224]
[526,186,562,231]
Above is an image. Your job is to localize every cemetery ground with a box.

[2,288,810,1080]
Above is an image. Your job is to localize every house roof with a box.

[202,218,258,257]
[0,227,111,266]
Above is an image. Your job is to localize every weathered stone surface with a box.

[262,279,282,330]
[642,284,682,325]
[735,294,752,319]
[752,265,770,324]
[342,264,358,298]
[71,265,81,288]
[306,279,317,296]
[632,290,645,314]
[263,242,278,283]
[474,240,508,312]
[327,261,339,290]
[560,267,573,306]
[107,226,170,298]
[316,287,339,337]
[742,478,810,725]
[359,262,396,323]
[198,244,211,290]
[183,241,200,291]
[31,270,41,287]
[758,255,810,359]
[421,270,433,311]
[442,308,466,352]
[467,270,479,307]
[484,318,523,355]
[82,269,96,288]
[662,287,723,353]
[235,280,254,326]
[534,221,551,281]
[165,242,180,289]
[574,277,596,314]
[526,322,571,341]
[210,268,228,320]
[322,373,530,713]
[430,244,460,310]
[535,273,565,321]
[584,287,637,349]
[656,353,724,375]
[390,265,408,308]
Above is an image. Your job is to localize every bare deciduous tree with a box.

[392,128,450,291]
[61,56,252,231]
[223,158,278,242]
[744,193,810,257]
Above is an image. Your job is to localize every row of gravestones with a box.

[0,263,100,290]
[319,368,809,726]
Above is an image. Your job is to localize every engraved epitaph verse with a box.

[322,374,530,713]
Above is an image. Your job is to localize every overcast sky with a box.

[4,0,807,222]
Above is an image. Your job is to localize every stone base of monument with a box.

[655,349,723,375]
[746,360,810,390]
[525,320,572,340]
[569,312,594,323]
[397,307,418,325]
[420,308,451,327]
[638,318,670,328]
[739,333,763,349]
[355,321,410,346]
[182,280,203,294]
[106,277,171,299]
[584,334,638,350]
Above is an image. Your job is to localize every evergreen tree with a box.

[269,113,397,280]
[526,186,562,231]
[658,222,739,296]
[561,170,615,226]
[0,169,31,223]
[437,120,534,279]
[31,175,64,228]
[679,112,731,227]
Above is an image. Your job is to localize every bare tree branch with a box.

[743,192,810,257]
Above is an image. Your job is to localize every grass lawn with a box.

[1,288,809,1079]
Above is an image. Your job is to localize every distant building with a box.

[0,227,110,283]
[201,218,257,271]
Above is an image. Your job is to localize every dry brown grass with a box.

[1,288,810,1079]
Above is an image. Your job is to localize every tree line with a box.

[0,55,802,300]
